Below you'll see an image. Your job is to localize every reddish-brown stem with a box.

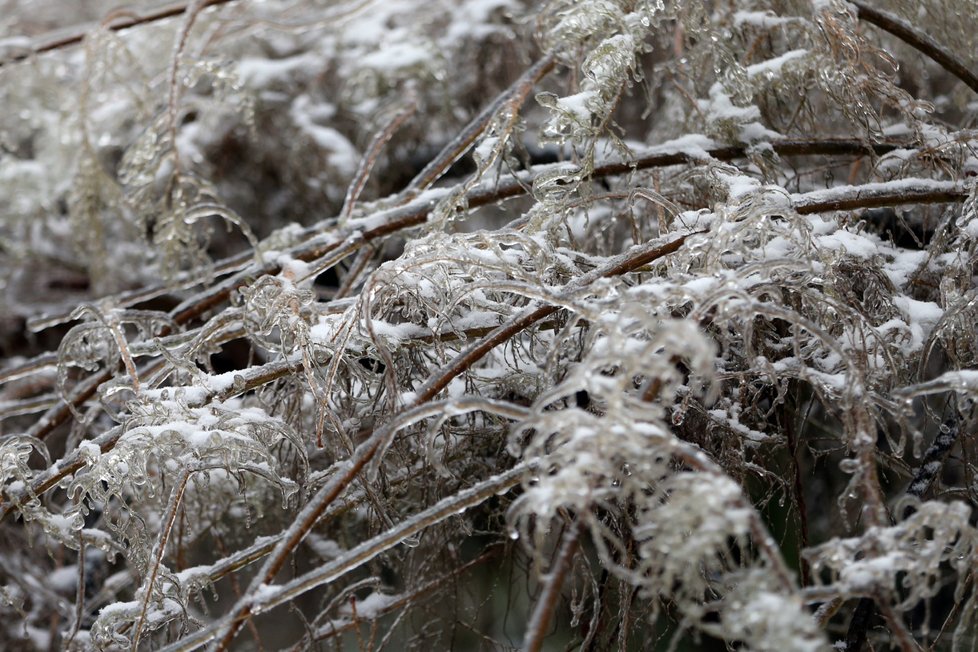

[794,182,968,214]
[16,151,965,449]
[0,0,239,68]
[10,134,927,341]
[784,402,811,587]
[7,137,964,517]
[523,524,580,652]
[402,52,556,194]
[133,467,193,649]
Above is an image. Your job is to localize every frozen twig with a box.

[523,524,580,652]
[849,0,978,94]
[0,0,239,68]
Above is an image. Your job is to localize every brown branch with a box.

[784,401,811,587]
[0,425,124,521]
[849,0,978,95]
[16,141,958,444]
[402,51,556,194]
[133,466,195,649]
[0,0,239,68]
[16,169,962,453]
[843,417,960,650]
[523,524,580,652]
[792,179,968,214]
[0,320,543,522]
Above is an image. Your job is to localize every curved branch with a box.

[24,136,911,332]
[15,136,914,335]
[849,0,978,94]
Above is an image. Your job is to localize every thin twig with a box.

[133,466,195,649]
[307,548,502,644]
[843,417,961,650]
[15,135,915,336]
[784,397,811,586]
[0,0,239,68]
[402,51,556,194]
[7,165,964,507]
[7,141,963,493]
[340,99,418,222]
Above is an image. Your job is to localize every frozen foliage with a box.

[1,0,978,649]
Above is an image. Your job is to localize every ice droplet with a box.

[401,535,420,548]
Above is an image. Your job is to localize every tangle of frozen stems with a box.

[4,1,978,650]
[167,463,531,651]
